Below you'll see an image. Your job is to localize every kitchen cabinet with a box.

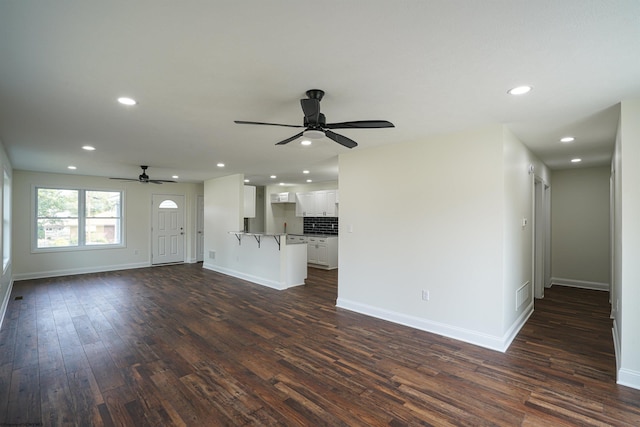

[271,192,295,203]
[307,236,338,269]
[244,185,256,218]
[295,190,338,217]
[295,192,316,217]
[287,234,308,245]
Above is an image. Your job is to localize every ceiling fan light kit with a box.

[234,89,394,149]
[303,129,324,139]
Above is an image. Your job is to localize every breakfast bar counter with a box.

[212,231,307,290]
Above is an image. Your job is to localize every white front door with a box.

[152,194,185,265]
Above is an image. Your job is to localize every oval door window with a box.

[159,200,178,209]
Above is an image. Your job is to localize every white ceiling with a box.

[1,1,639,185]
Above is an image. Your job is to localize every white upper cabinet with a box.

[295,192,316,217]
[244,185,256,218]
[295,190,338,217]
[270,192,295,203]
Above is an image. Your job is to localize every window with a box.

[158,199,178,209]
[35,187,123,250]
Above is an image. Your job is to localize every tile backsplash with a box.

[303,217,339,235]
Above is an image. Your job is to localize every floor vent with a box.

[14,296,23,301]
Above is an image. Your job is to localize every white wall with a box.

[12,170,203,279]
[202,174,244,269]
[0,141,12,329]
[612,98,640,389]
[338,125,512,350]
[502,128,547,338]
[265,181,338,234]
[550,167,610,289]
[337,125,546,351]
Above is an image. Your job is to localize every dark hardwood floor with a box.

[1,264,639,426]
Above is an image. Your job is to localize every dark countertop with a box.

[287,233,338,238]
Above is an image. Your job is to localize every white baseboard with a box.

[0,278,13,331]
[618,368,640,391]
[550,277,609,291]
[612,320,640,391]
[12,262,151,281]
[336,297,532,352]
[202,262,301,291]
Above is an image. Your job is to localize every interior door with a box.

[152,194,185,265]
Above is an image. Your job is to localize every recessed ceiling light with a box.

[300,140,312,146]
[303,170,310,174]
[279,182,285,186]
[217,163,225,167]
[560,136,575,143]
[172,175,179,179]
[270,175,276,179]
[571,158,582,163]
[117,97,137,106]
[507,85,532,95]
[244,179,250,183]
[67,165,77,170]
[306,179,312,183]
[82,145,96,151]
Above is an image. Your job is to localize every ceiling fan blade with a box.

[325,130,358,149]
[149,180,176,184]
[300,99,320,125]
[234,120,302,128]
[275,132,304,146]
[325,120,395,129]
[109,177,140,182]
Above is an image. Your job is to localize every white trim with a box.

[12,262,150,281]
[618,368,640,390]
[0,278,13,331]
[550,277,609,291]
[612,320,640,390]
[612,320,622,376]
[202,262,303,291]
[335,297,533,352]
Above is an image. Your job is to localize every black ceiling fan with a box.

[234,89,394,149]
[110,165,176,184]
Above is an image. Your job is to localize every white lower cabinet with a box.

[307,236,338,269]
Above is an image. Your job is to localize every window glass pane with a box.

[86,191,121,217]
[159,199,178,209]
[37,188,78,217]
[37,218,79,247]
[85,218,121,245]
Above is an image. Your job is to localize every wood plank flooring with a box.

[1,264,639,426]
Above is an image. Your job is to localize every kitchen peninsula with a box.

[221,231,307,290]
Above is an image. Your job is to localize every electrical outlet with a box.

[134,249,139,255]
[422,290,430,301]
[209,251,215,259]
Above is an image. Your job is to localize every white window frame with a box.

[32,185,126,253]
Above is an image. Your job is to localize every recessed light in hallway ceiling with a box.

[117,97,137,106]
[507,85,532,95]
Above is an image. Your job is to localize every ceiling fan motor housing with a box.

[306,89,325,101]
